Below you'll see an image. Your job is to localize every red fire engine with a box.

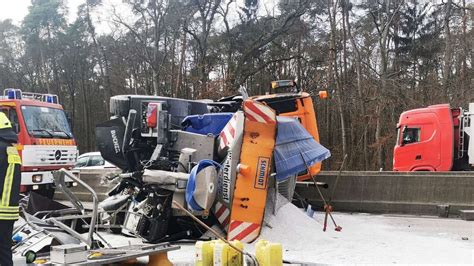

[0,89,78,198]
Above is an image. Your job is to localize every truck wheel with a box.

[35,186,55,199]
[110,95,131,117]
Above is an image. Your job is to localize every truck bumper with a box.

[21,171,75,186]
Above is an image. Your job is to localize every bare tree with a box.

[370,0,404,169]
[442,0,453,99]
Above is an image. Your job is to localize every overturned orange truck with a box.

[96,80,330,243]
[252,80,328,180]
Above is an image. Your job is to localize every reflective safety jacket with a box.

[0,141,21,220]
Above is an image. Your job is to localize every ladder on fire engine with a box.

[458,115,469,159]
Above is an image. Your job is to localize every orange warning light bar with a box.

[318,90,328,99]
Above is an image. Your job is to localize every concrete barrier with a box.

[55,169,474,216]
[54,168,120,201]
[295,171,474,216]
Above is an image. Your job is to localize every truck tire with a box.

[110,95,131,117]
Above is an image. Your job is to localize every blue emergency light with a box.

[3,89,59,104]
[4,88,22,99]
[42,94,58,104]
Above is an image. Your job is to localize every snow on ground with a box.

[39,200,474,264]
[252,202,473,264]
[96,202,473,265]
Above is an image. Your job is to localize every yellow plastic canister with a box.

[195,240,217,266]
[255,239,283,266]
[213,240,244,266]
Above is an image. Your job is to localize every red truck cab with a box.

[0,89,78,198]
[393,104,467,171]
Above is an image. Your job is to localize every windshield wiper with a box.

[52,129,72,138]
[30,129,54,138]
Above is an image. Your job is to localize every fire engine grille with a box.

[22,145,78,167]
[42,149,77,164]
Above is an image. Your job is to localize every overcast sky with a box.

[0,0,85,24]
[0,0,280,36]
[0,0,279,24]
[1,0,467,26]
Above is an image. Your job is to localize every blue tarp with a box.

[274,117,331,181]
[182,113,233,136]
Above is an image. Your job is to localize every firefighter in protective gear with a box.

[0,112,21,266]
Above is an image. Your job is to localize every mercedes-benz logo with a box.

[54,150,62,160]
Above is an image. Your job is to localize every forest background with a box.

[0,0,472,170]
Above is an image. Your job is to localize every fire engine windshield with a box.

[21,106,73,139]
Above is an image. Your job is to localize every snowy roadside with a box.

[92,203,473,265]
[254,203,473,264]
[20,199,473,264]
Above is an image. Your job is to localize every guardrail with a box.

[296,171,474,216]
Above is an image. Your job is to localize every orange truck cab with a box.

[251,80,327,180]
[0,89,78,198]
[393,103,474,171]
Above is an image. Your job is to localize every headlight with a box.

[32,174,43,183]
